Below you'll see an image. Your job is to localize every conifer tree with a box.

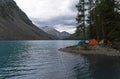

[76,0,88,41]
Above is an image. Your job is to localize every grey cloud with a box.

[31,15,77,27]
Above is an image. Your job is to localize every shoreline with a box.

[59,45,120,57]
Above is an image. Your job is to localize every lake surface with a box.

[0,40,120,79]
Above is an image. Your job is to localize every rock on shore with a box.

[59,45,120,56]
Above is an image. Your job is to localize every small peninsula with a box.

[59,44,120,57]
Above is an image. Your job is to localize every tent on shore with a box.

[89,39,99,45]
[78,40,85,45]
[99,39,104,44]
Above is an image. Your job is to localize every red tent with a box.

[89,39,99,45]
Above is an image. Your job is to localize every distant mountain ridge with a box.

[41,26,71,39]
[0,0,53,40]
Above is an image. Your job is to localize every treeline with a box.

[75,0,120,41]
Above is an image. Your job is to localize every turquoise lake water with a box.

[0,40,120,79]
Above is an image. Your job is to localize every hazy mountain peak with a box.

[41,26,71,39]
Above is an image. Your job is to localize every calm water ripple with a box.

[0,40,120,79]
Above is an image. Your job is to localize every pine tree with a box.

[76,0,89,41]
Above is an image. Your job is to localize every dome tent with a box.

[89,39,99,45]
[78,40,85,45]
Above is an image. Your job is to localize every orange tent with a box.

[89,39,99,45]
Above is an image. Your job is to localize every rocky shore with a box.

[59,45,120,57]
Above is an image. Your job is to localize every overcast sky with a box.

[14,0,78,34]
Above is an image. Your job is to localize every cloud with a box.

[32,16,77,27]
[14,0,78,34]
[14,0,78,21]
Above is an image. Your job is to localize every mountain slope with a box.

[0,0,53,40]
[61,31,71,38]
[41,26,71,39]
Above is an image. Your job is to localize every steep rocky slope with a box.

[0,0,53,40]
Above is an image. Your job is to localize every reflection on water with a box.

[87,56,120,79]
[0,40,120,79]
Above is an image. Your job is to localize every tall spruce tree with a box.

[76,0,88,41]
